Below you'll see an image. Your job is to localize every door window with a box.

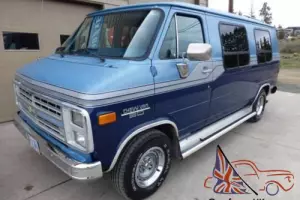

[254,29,272,63]
[220,24,250,69]
[160,15,204,59]
[177,15,204,58]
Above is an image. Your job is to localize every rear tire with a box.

[111,129,172,200]
[248,90,267,123]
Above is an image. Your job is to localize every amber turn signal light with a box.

[98,112,117,125]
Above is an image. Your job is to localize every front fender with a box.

[106,118,178,172]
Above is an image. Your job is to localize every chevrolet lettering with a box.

[13,3,279,200]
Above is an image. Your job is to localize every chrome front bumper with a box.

[14,114,103,181]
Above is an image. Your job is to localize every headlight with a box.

[62,103,94,153]
[74,131,87,147]
[71,111,84,128]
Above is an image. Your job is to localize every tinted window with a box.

[160,15,204,59]
[3,32,39,50]
[177,16,204,58]
[254,29,272,63]
[159,18,177,59]
[60,35,70,45]
[220,24,249,68]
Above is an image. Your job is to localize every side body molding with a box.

[106,119,179,172]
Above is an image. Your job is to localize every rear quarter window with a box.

[254,29,272,63]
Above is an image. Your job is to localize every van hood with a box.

[16,54,153,95]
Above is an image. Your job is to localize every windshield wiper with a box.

[72,48,105,62]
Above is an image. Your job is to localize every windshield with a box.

[59,9,162,59]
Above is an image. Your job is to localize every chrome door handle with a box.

[202,67,213,74]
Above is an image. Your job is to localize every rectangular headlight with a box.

[71,111,84,128]
[62,103,94,153]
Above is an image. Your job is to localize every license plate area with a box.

[28,135,40,154]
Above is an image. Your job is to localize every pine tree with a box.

[259,2,272,24]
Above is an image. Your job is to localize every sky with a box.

[208,0,300,28]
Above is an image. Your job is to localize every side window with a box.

[177,15,204,58]
[159,15,204,59]
[159,17,177,59]
[220,24,250,69]
[254,29,272,63]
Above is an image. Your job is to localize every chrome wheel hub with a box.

[256,95,265,116]
[135,147,165,188]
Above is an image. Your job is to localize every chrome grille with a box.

[19,86,62,119]
[16,84,65,141]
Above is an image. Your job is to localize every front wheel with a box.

[111,129,172,200]
[248,90,267,123]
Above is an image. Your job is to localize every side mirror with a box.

[187,43,212,61]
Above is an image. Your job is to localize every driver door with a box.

[153,9,213,138]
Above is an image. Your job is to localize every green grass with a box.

[280,53,300,68]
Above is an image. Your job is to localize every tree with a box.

[277,25,285,40]
[259,2,272,24]
[238,11,243,16]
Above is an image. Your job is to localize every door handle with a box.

[202,67,213,74]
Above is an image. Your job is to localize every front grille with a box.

[19,86,62,119]
[16,84,65,141]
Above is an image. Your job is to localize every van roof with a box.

[89,2,274,28]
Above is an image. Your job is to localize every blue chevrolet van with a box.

[13,2,279,199]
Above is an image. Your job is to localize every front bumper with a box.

[14,114,103,181]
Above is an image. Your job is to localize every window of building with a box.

[160,15,204,59]
[254,29,272,63]
[220,24,250,68]
[60,35,70,45]
[2,32,39,50]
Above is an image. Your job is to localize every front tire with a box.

[249,90,267,122]
[111,129,172,200]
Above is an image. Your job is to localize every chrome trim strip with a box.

[181,111,256,158]
[106,120,178,172]
[15,74,154,107]
[180,106,252,154]
[16,73,154,101]
[253,83,271,102]
[175,14,179,59]
[14,114,103,181]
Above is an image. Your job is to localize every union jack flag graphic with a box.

[213,146,249,194]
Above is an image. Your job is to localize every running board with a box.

[180,106,256,159]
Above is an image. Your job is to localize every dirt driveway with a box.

[278,68,300,93]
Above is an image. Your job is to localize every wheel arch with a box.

[252,83,271,105]
[106,119,179,172]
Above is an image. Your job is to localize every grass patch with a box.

[280,53,300,68]
[280,39,300,53]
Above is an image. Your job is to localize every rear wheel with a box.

[249,90,267,122]
[111,129,172,200]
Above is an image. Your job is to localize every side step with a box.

[180,106,256,158]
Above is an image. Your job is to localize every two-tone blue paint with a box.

[16,3,279,171]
